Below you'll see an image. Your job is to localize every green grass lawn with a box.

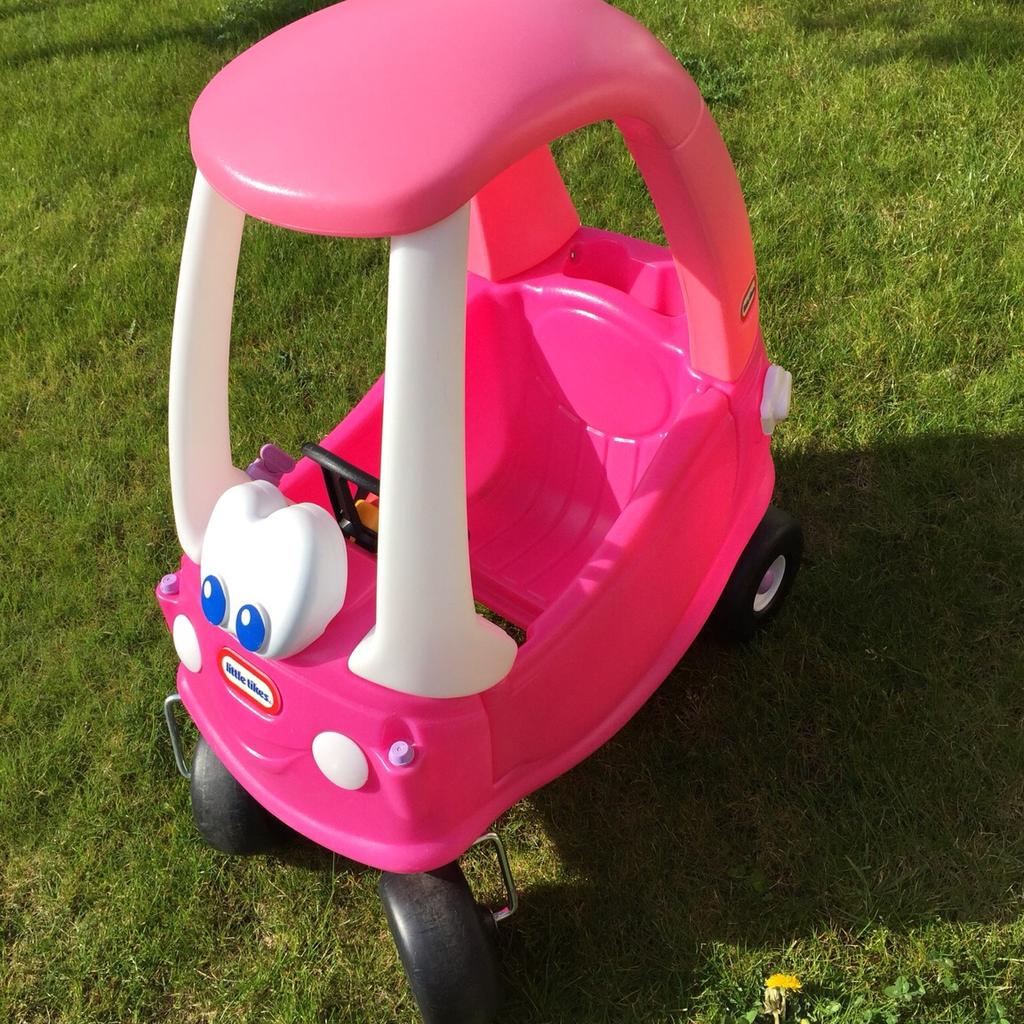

[2,0,1023,1020]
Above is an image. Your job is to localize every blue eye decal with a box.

[236,604,268,653]
[201,575,228,626]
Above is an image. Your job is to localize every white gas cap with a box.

[760,364,793,436]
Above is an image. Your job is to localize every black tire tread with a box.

[709,505,803,643]
[190,735,281,854]
[379,862,501,1024]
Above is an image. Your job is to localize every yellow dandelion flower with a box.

[765,974,802,991]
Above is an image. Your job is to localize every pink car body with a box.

[157,0,791,874]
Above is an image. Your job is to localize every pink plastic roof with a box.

[189,0,702,237]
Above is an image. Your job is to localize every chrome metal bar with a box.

[163,693,192,780]
[472,831,519,923]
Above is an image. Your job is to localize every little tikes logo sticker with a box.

[218,649,282,715]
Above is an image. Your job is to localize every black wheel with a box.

[190,735,281,854]
[380,862,501,1024]
[709,505,803,643]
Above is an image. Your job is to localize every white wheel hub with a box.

[753,555,787,613]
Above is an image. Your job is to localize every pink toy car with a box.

[157,0,802,1019]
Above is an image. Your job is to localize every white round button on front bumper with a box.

[172,614,202,673]
[312,731,369,790]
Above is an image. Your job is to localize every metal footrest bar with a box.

[471,831,519,924]
[163,693,192,781]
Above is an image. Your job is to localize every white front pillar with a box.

[349,206,517,697]
[169,172,249,562]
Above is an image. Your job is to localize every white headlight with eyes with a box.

[200,480,347,659]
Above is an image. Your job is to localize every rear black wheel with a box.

[380,862,501,1024]
[190,735,282,854]
[709,505,803,643]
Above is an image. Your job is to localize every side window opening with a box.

[552,121,666,247]
[553,123,682,319]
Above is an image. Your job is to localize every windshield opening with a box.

[227,222,388,473]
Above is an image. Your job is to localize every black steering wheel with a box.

[301,442,380,553]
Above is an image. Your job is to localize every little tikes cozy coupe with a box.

[157,0,802,1019]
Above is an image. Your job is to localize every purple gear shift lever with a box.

[246,443,297,486]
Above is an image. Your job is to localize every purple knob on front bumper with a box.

[158,573,180,595]
[388,741,415,767]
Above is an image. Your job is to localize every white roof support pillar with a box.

[169,171,249,562]
[349,205,517,697]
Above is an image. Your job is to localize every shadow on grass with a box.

[1,0,322,68]
[269,832,374,878]
[0,0,98,21]
[496,432,1024,1022]
[212,0,325,47]
[2,28,212,69]
[796,2,1024,65]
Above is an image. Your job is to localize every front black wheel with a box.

[709,505,803,643]
[190,735,281,854]
[380,862,501,1024]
